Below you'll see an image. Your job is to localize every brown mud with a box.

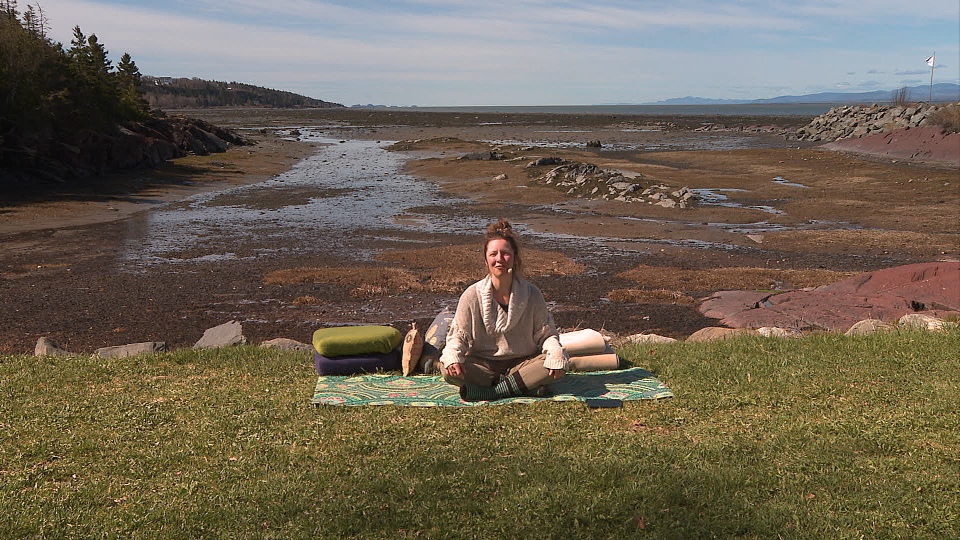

[1,108,957,355]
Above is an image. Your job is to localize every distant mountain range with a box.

[642,83,960,106]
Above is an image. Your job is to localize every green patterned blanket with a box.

[312,367,672,407]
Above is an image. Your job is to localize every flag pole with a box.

[928,52,935,102]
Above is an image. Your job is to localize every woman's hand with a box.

[548,369,566,380]
[444,363,464,379]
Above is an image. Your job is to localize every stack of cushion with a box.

[313,325,403,375]
[559,329,620,371]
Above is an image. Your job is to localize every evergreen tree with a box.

[68,25,85,58]
[1,0,18,20]
[117,52,148,118]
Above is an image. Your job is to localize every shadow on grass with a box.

[552,368,660,398]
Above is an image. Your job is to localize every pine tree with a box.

[117,52,148,119]
[68,25,88,65]
[1,0,18,20]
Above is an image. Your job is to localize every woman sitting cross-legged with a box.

[441,218,569,401]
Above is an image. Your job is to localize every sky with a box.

[36,0,960,106]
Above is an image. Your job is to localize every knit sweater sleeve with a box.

[439,285,476,368]
[529,286,569,371]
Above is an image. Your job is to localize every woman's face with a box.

[485,238,515,279]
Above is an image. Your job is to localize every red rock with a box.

[699,262,960,332]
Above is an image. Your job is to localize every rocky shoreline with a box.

[1,108,957,355]
[0,115,249,188]
[794,102,943,142]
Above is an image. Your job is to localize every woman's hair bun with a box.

[487,218,513,235]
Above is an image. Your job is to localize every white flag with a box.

[926,54,935,67]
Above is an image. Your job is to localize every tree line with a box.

[141,77,343,109]
[1,0,149,141]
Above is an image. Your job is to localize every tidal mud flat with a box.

[1,109,957,354]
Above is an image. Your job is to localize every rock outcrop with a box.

[794,103,941,142]
[534,161,696,207]
[699,262,960,332]
[1,115,250,188]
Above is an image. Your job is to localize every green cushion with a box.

[312,326,402,357]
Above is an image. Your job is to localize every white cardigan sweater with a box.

[439,275,569,371]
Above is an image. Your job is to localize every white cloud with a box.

[37,0,960,105]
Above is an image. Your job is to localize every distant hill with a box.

[643,83,960,106]
[142,77,343,109]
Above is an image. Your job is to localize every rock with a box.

[493,173,508,181]
[194,320,247,349]
[259,338,313,351]
[35,337,70,356]
[95,342,167,359]
[687,327,754,342]
[756,327,802,338]
[526,157,564,167]
[655,199,678,208]
[898,313,949,332]
[795,103,944,142]
[459,151,504,161]
[623,333,678,344]
[845,319,895,336]
[746,234,764,243]
[703,262,960,332]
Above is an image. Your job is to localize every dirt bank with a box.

[823,126,960,167]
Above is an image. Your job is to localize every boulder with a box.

[526,157,564,167]
[259,338,313,351]
[459,151,504,161]
[687,327,754,342]
[846,319,895,336]
[194,320,247,349]
[623,333,678,345]
[756,327,803,338]
[35,337,70,357]
[898,313,949,332]
[95,342,168,359]
[493,173,508,181]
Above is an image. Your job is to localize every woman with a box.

[440,219,569,401]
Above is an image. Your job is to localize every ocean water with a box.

[403,103,841,117]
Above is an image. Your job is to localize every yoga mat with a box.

[311,367,672,407]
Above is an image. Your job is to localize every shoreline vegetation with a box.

[2,330,957,538]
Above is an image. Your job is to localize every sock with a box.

[459,373,528,402]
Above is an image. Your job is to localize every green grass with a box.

[2,330,958,539]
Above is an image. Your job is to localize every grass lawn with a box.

[2,330,957,539]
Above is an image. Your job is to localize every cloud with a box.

[35,0,960,105]
[895,69,931,75]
